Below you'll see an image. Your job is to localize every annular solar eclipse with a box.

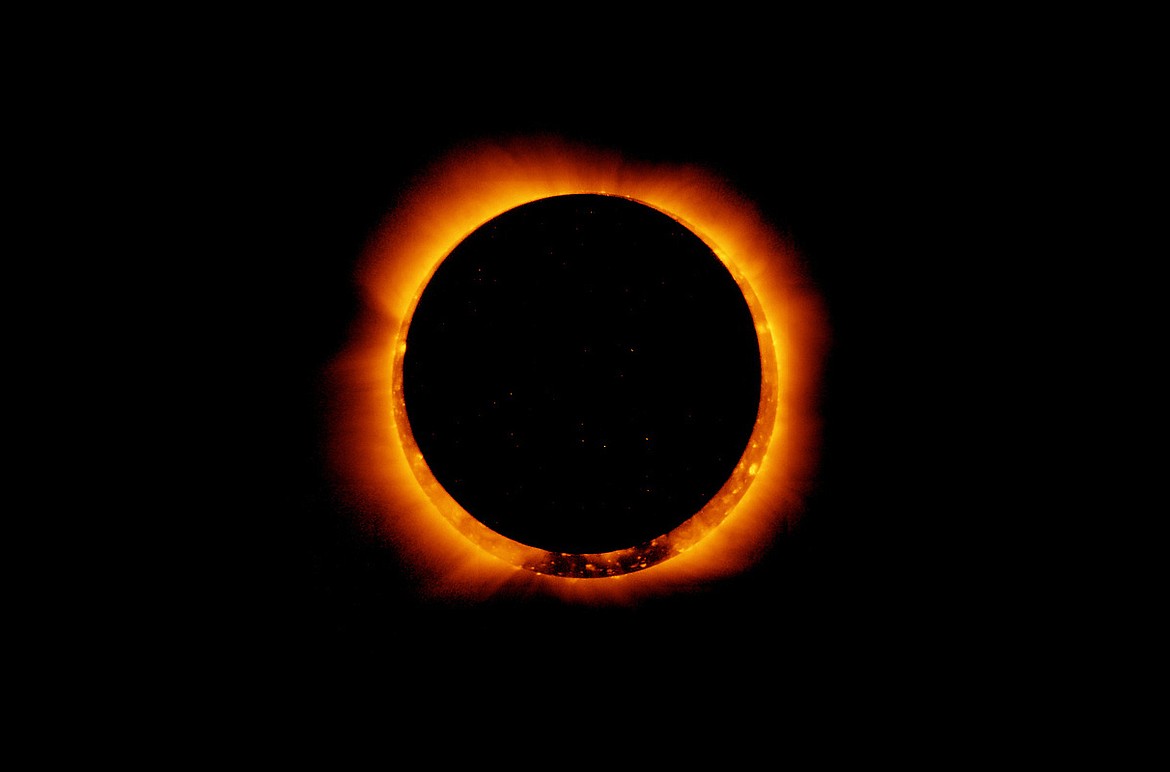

[331,137,826,602]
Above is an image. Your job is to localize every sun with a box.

[329,136,827,604]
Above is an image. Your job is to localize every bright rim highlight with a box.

[329,136,827,603]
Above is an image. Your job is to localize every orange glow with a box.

[328,136,827,603]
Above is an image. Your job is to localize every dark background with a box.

[222,51,996,691]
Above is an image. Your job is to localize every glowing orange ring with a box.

[331,137,826,602]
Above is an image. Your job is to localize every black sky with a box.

[224,59,991,688]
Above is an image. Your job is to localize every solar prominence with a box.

[330,137,827,603]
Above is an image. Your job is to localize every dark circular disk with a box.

[403,194,761,555]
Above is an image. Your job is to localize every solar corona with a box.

[330,137,827,603]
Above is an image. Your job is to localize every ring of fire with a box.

[331,137,827,602]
